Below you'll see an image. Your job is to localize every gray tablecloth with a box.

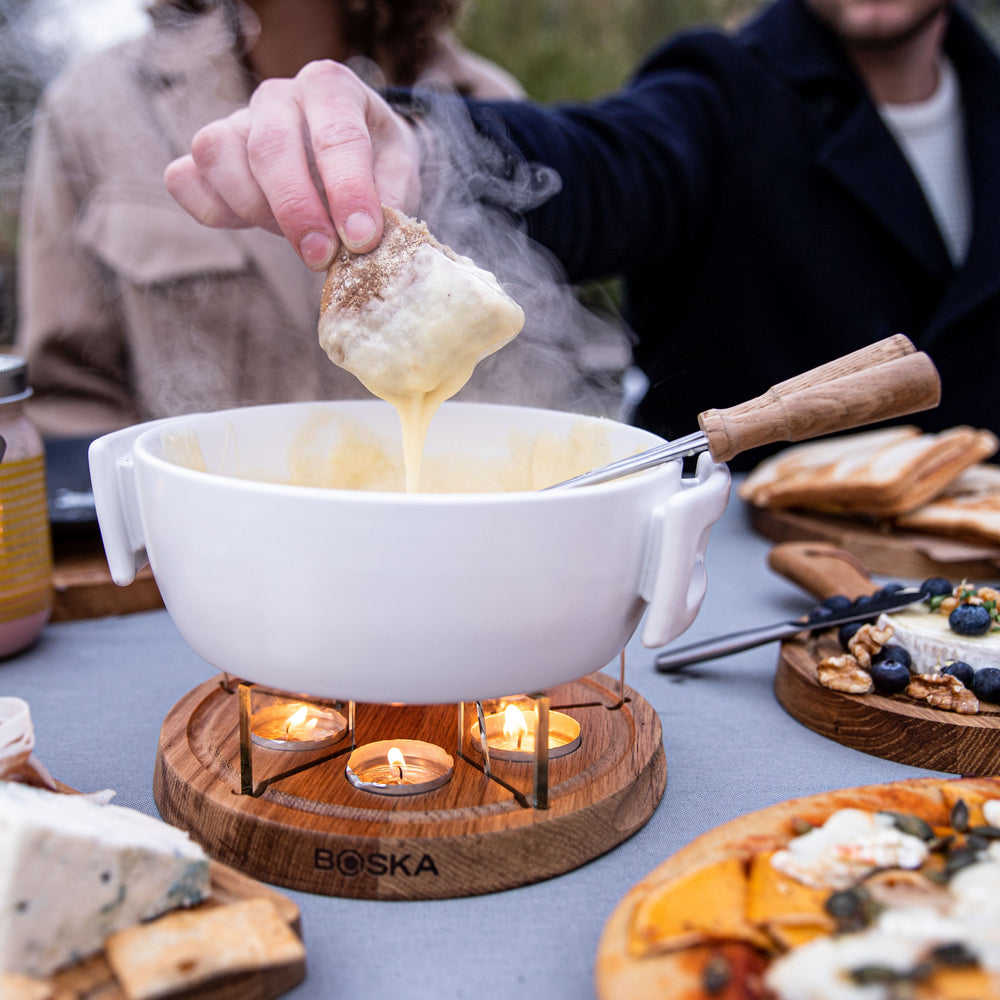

[1,495,950,1000]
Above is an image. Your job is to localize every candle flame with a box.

[387,747,406,769]
[282,704,319,739]
[502,704,529,741]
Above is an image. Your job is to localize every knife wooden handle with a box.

[767,541,875,601]
[698,349,940,462]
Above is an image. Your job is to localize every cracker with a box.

[105,898,304,1000]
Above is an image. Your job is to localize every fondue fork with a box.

[544,334,940,490]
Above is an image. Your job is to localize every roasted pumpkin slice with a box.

[628,854,771,957]
[744,850,834,950]
[916,965,1000,1000]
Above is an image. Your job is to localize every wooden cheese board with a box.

[50,536,163,622]
[23,861,304,1000]
[750,502,1000,581]
[768,541,1000,775]
[4,782,305,1000]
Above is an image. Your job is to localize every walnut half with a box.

[847,623,894,669]
[906,673,979,715]
[817,654,873,694]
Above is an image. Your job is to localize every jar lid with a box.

[0,356,31,402]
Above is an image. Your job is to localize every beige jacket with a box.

[16,9,627,438]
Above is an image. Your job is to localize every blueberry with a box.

[921,577,953,601]
[808,605,835,624]
[852,594,877,611]
[942,661,975,687]
[949,604,992,637]
[822,594,853,613]
[876,582,907,597]
[839,621,864,650]
[971,667,1000,704]
[873,644,912,671]
[870,660,911,694]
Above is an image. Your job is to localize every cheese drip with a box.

[318,207,525,492]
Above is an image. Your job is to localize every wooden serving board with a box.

[50,537,163,622]
[40,862,304,1000]
[775,632,1000,775]
[768,541,1000,775]
[154,672,666,900]
[750,503,1000,580]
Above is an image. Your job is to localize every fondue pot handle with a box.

[89,419,170,586]
[639,453,731,648]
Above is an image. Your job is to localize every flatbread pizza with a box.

[596,776,1000,999]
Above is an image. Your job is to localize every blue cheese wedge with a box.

[876,607,1000,672]
[0,781,210,978]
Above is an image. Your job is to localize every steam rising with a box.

[2,12,640,424]
[413,91,638,421]
[347,59,639,422]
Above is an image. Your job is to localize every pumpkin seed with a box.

[969,824,1000,840]
[950,798,970,832]
[931,942,978,968]
[881,811,934,841]
[703,955,731,995]
[849,964,902,985]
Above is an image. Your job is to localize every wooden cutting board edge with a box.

[749,503,1000,581]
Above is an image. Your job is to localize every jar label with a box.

[0,455,52,622]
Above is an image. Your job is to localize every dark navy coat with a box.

[467,0,1000,467]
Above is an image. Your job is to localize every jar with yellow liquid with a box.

[0,357,52,656]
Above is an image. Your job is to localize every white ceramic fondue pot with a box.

[89,400,730,704]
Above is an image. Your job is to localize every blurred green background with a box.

[455,0,762,102]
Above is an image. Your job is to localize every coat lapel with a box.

[750,0,952,280]
[815,102,953,280]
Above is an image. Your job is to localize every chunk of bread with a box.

[105,898,304,1000]
[894,463,1000,544]
[738,426,998,516]
[318,205,524,405]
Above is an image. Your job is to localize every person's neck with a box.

[242,0,347,81]
[846,10,949,104]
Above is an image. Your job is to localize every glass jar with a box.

[0,357,52,657]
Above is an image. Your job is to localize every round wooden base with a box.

[775,635,1000,775]
[154,672,666,899]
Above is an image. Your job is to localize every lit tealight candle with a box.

[471,702,581,762]
[346,739,453,796]
[250,701,346,751]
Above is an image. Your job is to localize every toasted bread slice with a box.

[894,463,1000,545]
[738,426,998,516]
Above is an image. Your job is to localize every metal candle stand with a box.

[229,650,630,808]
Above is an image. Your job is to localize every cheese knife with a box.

[654,586,926,672]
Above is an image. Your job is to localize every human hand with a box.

[164,60,422,271]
